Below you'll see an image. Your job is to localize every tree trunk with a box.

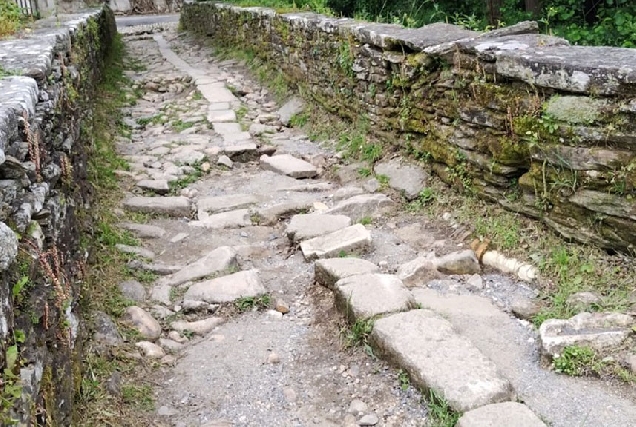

[486,0,503,26]
[525,0,541,18]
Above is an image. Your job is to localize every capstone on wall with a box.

[0,7,116,424]
[182,2,636,253]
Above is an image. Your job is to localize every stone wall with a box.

[0,7,116,424]
[181,2,636,253]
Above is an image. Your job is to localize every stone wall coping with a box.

[211,2,636,94]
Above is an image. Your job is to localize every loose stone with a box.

[123,306,162,341]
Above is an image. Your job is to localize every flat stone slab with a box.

[207,109,236,123]
[197,194,259,217]
[256,201,313,225]
[260,154,318,179]
[189,209,252,229]
[158,246,237,287]
[300,224,372,260]
[314,257,380,289]
[457,402,546,427]
[372,310,514,412]
[123,196,190,217]
[213,122,242,135]
[539,312,634,357]
[119,223,166,239]
[374,159,428,200]
[183,269,265,303]
[326,194,393,222]
[115,244,155,259]
[278,96,304,126]
[220,142,258,160]
[335,274,413,320]
[222,132,252,144]
[199,83,236,103]
[137,179,170,194]
[286,213,352,242]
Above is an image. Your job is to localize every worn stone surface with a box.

[435,250,481,275]
[396,253,437,285]
[374,159,428,200]
[137,179,170,194]
[197,193,259,216]
[0,223,18,271]
[539,312,634,357]
[372,310,514,412]
[260,154,318,178]
[123,196,191,217]
[326,194,394,222]
[136,341,166,359]
[300,224,372,260]
[334,274,413,320]
[314,257,380,289]
[277,96,304,126]
[190,209,252,229]
[159,246,238,287]
[119,280,147,303]
[171,317,224,336]
[123,306,162,341]
[286,213,352,242]
[183,269,265,303]
[457,402,546,427]
[256,200,313,225]
[115,244,156,259]
[120,222,167,239]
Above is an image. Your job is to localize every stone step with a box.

[326,194,393,222]
[314,257,380,289]
[372,309,514,413]
[286,213,352,242]
[207,109,236,123]
[260,154,318,179]
[197,194,259,217]
[189,209,252,229]
[255,201,313,225]
[334,274,413,320]
[300,224,372,260]
[212,122,242,135]
[220,142,258,162]
[136,179,170,194]
[457,402,546,427]
[183,269,265,303]
[157,246,238,287]
[123,196,191,217]
[119,222,166,239]
[115,244,155,259]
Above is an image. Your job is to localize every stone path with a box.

[106,24,636,427]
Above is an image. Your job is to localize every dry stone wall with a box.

[181,2,636,253]
[0,7,116,424]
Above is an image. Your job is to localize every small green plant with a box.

[136,114,164,127]
[342,318,374,348]
[235,294,271,312]
[376,174,390,188]
[357,167,372,177]
[235,105,249,121]
[289,112,309,127]
[121,384,154,411]
[407,188,436,212]
[425,389,460,427]
[171,119,196,132]
[192,90,203,100]
[359,216,372,226]
[397,369,410,391]
[338,250,348,258]
[553,345,601,377]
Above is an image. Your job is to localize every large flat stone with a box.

[158,246,238,287]
[314,257,380,289]
[199,83,236,103]
[189,209,252,229]
[277,96,304,126]
[222,132,252,144]
[183,269,265,303]
[213,122,242,135]
[335,274,413,320]
[300,224,372,260]
[372,310,514,412]
[326,194,393,222]
[457,402,546,427]
[286,213,352,242]
[123,306,162,341]
[119,222,166,239]
[220,142,258,161]
[374,159,428,200]
[260,154,318,179]
[197,194,259,217]
[539,312,634,357]
[207,109,236,123]
[123,196,190,217]
[256,201,313,225]
[137,179,170,194]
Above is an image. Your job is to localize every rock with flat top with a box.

[184,269,265,303]
[136,341,165,358]
[300,224,371,260]
[197,194,259,216]
[286,214,352,242]
[159,246,237,287]
[278,96,304,126]
[334,274,413,320]
[260,154,318,178]
[123,196,190,217]
[115,244,155,259]
[397,253,437,285]
[119,280,146,302]
[137,179,170,194]
[372,310,514,412]
[539,312,634,357]
[314,257,380,289]
[123,306,162,341]
[374,159,428,200]
[190,209,252,229]
[435,250,480,275]
[256,201,312,225]
[326,194,393,222]
[171,317,224,335]
[457,402,546,427]
[119,223,166,239]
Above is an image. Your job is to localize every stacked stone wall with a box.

[181,2,636,253]
[0,7,116,424]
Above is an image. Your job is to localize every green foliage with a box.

[342,318,374,349]
[552,345,601,376]
[235,294,272,312]
[407,188,436,212]
[425,389,460,427]
[0,0,25,38]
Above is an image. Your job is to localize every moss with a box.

[544,95,607,124]
[488,136,531,167]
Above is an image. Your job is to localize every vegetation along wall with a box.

[0,7,116,424]
[181,2,636,254]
